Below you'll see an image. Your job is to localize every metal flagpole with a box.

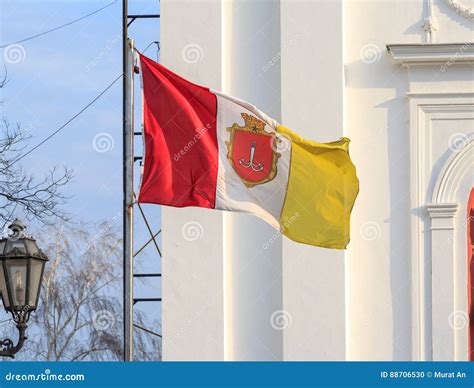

[122,0,161,362]
[123,0,134,362]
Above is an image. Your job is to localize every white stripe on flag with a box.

[214,92,291,230]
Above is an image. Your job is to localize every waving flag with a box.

[137,53,359,249]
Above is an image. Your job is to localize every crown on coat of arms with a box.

[241,113,266,133]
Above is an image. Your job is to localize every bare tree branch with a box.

[0,75,72,225]
[15,221,162,361]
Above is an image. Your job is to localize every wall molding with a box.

[408,95,474,360]
[406,92,474,98]
[432,139,474,203]
[444,0,474,20]
[386,43,474,66]
[426,203,459,231]
[426,203,459,218]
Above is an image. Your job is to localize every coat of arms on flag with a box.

[225,113,280,188]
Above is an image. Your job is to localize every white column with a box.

[223,0,283,361]
[280,0,346,360]
[426,203,458,361]
[160,0,226,361]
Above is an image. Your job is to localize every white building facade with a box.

[158,0,474,361]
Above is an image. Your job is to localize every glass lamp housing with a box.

[0,220,48,313]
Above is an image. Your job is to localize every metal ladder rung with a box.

[133,298,162,305]
[133,273,162,278]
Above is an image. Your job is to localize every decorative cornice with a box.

[426,203,459,218]
[386,43,474,65]
[406,91,474,98]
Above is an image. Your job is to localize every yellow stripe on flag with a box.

[277,125,359,249]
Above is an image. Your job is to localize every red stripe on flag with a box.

[137,54,218,208]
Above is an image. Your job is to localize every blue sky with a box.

[1,0,162,336]
[1,0,160,226]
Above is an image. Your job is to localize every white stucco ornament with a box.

[444,0,474,20]
[422,16,439,33]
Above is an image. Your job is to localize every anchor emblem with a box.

[238,141,264,172]
[226,113,281,188]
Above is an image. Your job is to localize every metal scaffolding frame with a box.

[122,0,161,361]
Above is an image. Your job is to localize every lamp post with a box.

[0,219,49,358]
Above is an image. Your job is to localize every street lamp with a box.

[0,219,49,358]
